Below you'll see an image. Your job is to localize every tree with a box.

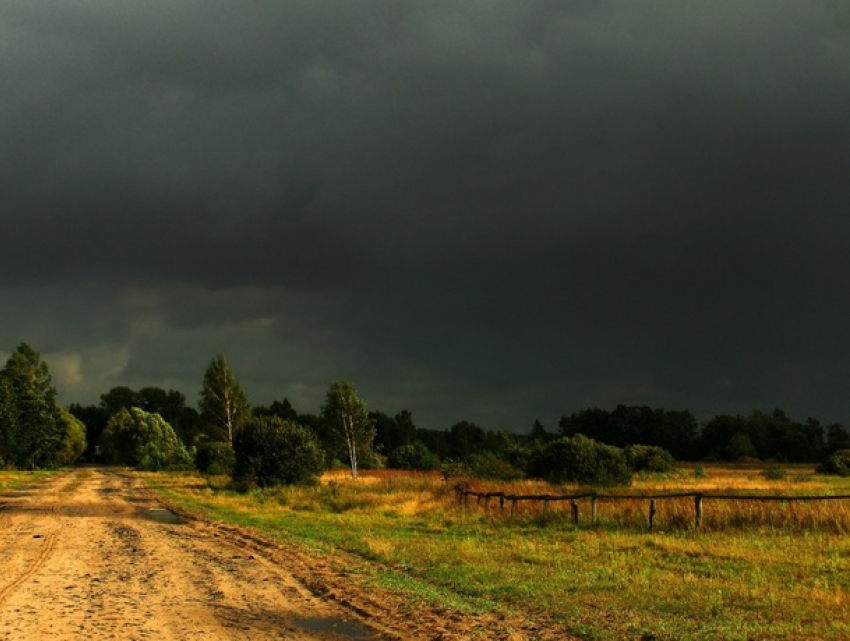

[0,377,19,468]
[198,355,250,445]
[253,398,299,422]
[530,419,551,442]
[0,343,64,469]
[320,381,375,481]
[56,407,87,466]
[100,386,140,416]
[100,407,191,470]
[232,416,324,487]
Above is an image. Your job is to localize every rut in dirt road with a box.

[0,468,384,641]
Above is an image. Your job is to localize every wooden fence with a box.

[453,485,850,530]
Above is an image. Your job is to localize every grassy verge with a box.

[0,469,57,492]
[139,467,850,640]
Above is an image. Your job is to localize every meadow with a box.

[139,465,850,640]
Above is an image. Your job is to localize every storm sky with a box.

[3,1,850,431]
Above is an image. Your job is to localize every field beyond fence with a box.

[454,484,850,532]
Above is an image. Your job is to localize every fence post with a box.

[694,493,703,529]
[543,496,550,515]
[499,493,505,512]
[649,499,657,530]
[510,498,517,519]
[591,495,599,526]
[571,500,579,525]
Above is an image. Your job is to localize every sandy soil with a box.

[0,469,566,640]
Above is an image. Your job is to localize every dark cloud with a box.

[2,1,850,429]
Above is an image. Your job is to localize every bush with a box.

[762,464,788,480]
[387,442,440,471]
[817,449,850,477]
[625,445,676,473]
[467,451,525,481]
[527,434,632,487]
[233,417,324,487]
[196,442,236,475]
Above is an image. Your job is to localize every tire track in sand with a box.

[0,529,58,605]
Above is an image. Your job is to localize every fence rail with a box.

[453,485,850,530]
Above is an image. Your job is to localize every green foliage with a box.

[624,444,676,473]
[467,451,525,481]
[100,407,192,471]
[199,354,250,444]
[56,407,87,466]
[233,416,324,487]
[98,386,200,447]
[372,409,418,454]
[195,441,236,475]
[320,381,375,481]
[817,449,850,477]
[762,464,788,480]
[528,434,632,487]
[559,405,697,459]
[0,343,65,469]
[387,441,440,471]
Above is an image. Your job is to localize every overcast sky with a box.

[2,1,850,431]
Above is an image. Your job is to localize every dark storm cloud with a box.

[2,1,850,427]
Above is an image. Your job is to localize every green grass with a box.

[139,469,850,640]
[0,469,57,492]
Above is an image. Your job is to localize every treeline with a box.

[4,340,849,481]
[68,382,850,477]
[559,405,849,463]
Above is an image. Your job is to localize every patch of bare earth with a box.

[0,469,572,640]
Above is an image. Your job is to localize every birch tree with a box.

[199,355,250,445]
[320,381,375,481]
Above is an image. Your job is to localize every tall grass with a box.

[140,466,850,640]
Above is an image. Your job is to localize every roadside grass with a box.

[139,466,850,640]
[0,469,57,492]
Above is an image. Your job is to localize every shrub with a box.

[624,445,676,473]
[441,460,469,482]
[817,449,850,477]
[467,451,525,481]
[528,434,632,487]
[233,417,324,487]
[387,442,440,471]
[196,441,236,475]
[762,464,788,480]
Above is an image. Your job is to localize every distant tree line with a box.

[5,340,849,484]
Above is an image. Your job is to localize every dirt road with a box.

[0,468,394,641]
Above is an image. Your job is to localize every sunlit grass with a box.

[139,467,850,640]
[0,469,57,492]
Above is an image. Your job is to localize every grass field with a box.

[139,465,850,640]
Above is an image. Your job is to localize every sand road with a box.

[0,468,388,641]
